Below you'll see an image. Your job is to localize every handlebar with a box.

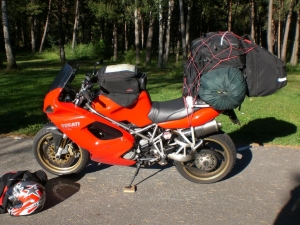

[81,89,92,102]
[73,63,100,106]
[74,77,93,105]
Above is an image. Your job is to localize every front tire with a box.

[33,127,90,176]
[174,132,236,184]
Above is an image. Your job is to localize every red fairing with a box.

[44,88,136,166]
[92,91,153,127]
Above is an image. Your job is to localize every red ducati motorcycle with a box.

[33,62,237,188]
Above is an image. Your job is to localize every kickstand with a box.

[123,163,141,193]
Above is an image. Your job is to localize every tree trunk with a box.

[21,27,25,48]
[185,1,191,51]
[228,0,232,31]
[277,0,284,58]
[178,0,187,59]
[58,0,65,61]
[100,18,104,40]
[163,0,174,67]
[141,14,144,49]
[145,11,154,65]
[157,0,163,68]
[124,22,128,52]
[281,0,294,63]
[14,22,18,49]
[250,0,255,39]
[72,0,80,50]
[1,0,17,70]
[113,22,117,62]
[39,0,51,53]
[31,16,36,53]
[267,0,274,53]
[291,9,300,65]
[176,23,181,64]
[176,33,180,64]
[134,4,140,64]
[30,0,36,53]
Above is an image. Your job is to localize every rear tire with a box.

[33,127,89,176]
[174,132,236,184]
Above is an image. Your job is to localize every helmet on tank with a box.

[6,181,46,216]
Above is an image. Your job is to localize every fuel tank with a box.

[92,91,153,127]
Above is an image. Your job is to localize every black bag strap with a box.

[241,34,260,52]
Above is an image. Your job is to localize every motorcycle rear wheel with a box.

[174,132,236,184]
[33,127,90,176]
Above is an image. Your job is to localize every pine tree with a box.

[1,0,18,70]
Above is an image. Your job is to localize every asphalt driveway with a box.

[0,136,300,225]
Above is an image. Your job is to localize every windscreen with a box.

[48,63,77,92]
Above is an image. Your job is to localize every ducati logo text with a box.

[61,122,80,128]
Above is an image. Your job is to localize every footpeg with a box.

[158,158,168,166]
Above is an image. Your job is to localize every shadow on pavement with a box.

[43,175,81,210]
[226,147,253,180]
[43,161,111,210]
[121,161,174,188]
[274,174,300,225]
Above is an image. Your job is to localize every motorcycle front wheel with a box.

[174,132,236,184]
[33,127,90,176]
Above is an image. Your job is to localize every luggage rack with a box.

[187,96,210,108]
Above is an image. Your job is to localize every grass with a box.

[0,52,299,147]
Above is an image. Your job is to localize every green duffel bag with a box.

[199,67,246,110]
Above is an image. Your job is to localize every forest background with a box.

[1,0,300,68]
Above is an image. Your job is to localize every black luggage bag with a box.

[97,64,147,107]
[241,35,287,97]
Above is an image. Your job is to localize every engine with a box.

[122,129,176,167]
[122,120,221,166]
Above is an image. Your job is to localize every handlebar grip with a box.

[90,75,98,83]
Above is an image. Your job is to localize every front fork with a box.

[44,123,70,159]
[55,133,69,158]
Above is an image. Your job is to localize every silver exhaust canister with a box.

[194,120,222,137]
[182,120,221,138]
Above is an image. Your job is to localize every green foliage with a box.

[39,48,60,61]
[88,2,110,18]
[26,1,45,16]
[94,39,106,59]
[46,35,57,49]
[123,48,139,64]
[88,0,125,20]
[121,49,149,65]
[38,40,107,61]
[67,43,93,60]
[67,40,106,60]
[286,63,300,75]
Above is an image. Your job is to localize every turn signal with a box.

[45,105,54,113]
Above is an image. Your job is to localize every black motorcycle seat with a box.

[148,97,198,123]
